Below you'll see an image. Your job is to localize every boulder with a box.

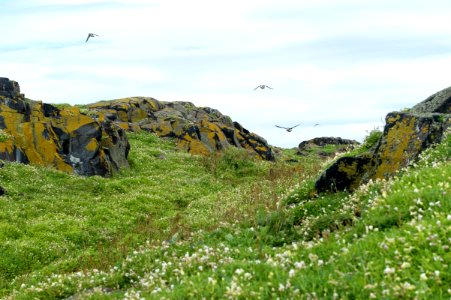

[0,78,130,176]
[315,86,450,193]
[87,97,274,160]
[297,137,359,157]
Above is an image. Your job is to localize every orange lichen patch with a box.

[181,138,210,156]
[0,140,14,157]
[0,112,25,130]
[115,122,130,130]
[156,122,174,136]
[57,110,96,133]
[21,122,58,163]
[386,114,401,124]
[146,99,160,111]
[85,138,99,152]
[65,106,81,115]
[87,102,111,109]
[112,103,129,111]
[117,110,128,122]
[129,108,147,123]
[198,122,225,145]
[374,115,419,179]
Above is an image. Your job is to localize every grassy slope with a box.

[1,130,450,299]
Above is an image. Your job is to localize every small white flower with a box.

[384,266,395,274]
[400,262,411,269]
[235,268,244,275]
[289,269,296,278]
[294,261,306,269]
[278,283,285,292]
[420,273,427,281]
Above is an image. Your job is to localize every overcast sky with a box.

[2,0,451,148]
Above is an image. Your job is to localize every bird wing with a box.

[254,86,260,90]
[265,85,273,89]
[85,34,91,42]
[290,123,301,129]
[275,125,287,129]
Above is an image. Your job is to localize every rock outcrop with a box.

[86,97,274,160]
[0,77,21,98]
[297,137,359,157]
[0,78,130,176]
[315,86,450,193]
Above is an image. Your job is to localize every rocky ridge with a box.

[86,97,274,160]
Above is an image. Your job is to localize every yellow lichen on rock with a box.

[85,138,99,152]
[57,109,96,133]
[374,115,420,179]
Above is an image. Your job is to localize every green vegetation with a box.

[0,130,449,299]
[0,129,11,143]
[51,103,73,110]
[345,128,383,157]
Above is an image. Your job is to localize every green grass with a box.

[0,130,449,299]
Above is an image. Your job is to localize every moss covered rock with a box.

[315,86,451,193]
[87,97,274,160]
[0,78,129,176]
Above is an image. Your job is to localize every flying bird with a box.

[275,123,301,132]
[314,123,320,127]
[254,85,273,90]
[85,33,99,43]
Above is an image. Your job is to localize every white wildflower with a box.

[384,266,395,275]
[294,261,306,269]
[400,262,411,269]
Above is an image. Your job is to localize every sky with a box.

[2,0,451,148]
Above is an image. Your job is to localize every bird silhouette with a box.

[314,123,320,127]
[254,85,273,90]
[85,33,99,43]
[275,123,301,132]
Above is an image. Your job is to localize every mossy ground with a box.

[0,130,449,299]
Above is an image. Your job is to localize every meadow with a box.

[0,129,449,299]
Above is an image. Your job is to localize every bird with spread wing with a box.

[254,85,273,90]
[275,123,301,132]
[85,33,99,43]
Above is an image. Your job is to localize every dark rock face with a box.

[411,86,451,114]
[87,97,274,160]
[315,86,450,193]
[297,137,359,157]
[0,77,21,98]
[0,78,129,176]
[314,156,372,192]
